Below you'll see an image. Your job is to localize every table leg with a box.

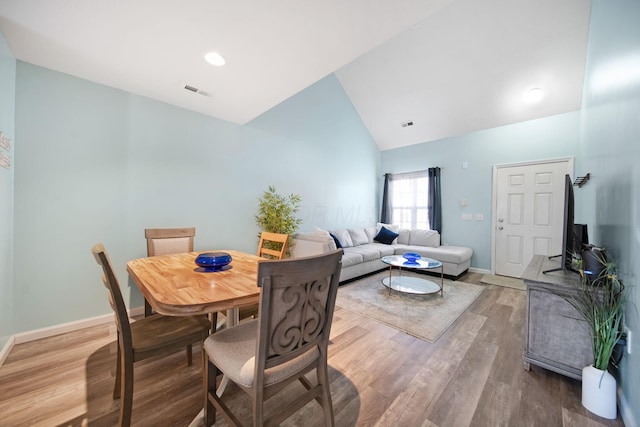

[388,265,393,295]
[440,265,444,296]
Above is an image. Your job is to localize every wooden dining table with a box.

[126,249,262,318]
[127,249,263,426]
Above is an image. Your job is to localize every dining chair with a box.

[203,249,343,427]
[237,231,289,322]
[144,227,196,316]
[257,231,289,260]
[91,243,210,427]
[144,227,207,361]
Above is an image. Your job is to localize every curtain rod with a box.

[382,167,443,176]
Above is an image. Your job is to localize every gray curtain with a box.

[380,173,391,223]
[428,167,442,234]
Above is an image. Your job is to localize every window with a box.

[388,171,430,230]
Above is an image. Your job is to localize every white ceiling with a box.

[0,0,591,151]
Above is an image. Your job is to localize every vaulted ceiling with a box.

[0,0,590,150]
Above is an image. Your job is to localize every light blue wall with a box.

[579,0,640,422]
[14,64,378,331]
[0,32,15,349]
[381,111,581,270]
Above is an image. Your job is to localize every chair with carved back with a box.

[203,249,343,427]
[91,243,210,427]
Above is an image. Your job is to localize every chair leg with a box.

[317,362,335,427]
[203,348,217,427]
[144,299,153,317]
[253,388,264,427]
[113,335,122,399]
[119,345,134,427]
[209,312,218,333]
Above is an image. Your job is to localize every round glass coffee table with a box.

[381,255,444,296]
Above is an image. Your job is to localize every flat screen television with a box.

[543,174,579,274]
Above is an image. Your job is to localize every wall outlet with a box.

[462,213,472,221]
[475,213,484,221]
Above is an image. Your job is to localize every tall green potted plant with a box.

[569,248,625,419]
[255,186,302,257]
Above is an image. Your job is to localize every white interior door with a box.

[493,159,572,277]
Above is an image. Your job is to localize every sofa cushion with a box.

[330,229,353,248]
[348,228,369,246]
[397,229,410,245]
[376,223,400,244]
[408,229,440,247]
[314,227,331,237]
[377,222,400,233]
[344,246,380,263]
[364,226,378,243]
[368,242,396,257]
[374,226,399,245]
[340,251,363,268]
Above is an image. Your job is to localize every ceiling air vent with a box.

[400,120,414,128]
[184,84,211,97]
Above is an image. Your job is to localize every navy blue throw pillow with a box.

[374,226,399,245]
[329,233,343,249]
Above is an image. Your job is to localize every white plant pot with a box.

[582,365,617,419]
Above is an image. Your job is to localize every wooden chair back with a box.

[92,243,133,348]
[257,231,288,260]
[145,227,195,257]
[204,249,343,426]
[256,249,342,376]
[144,227,195,316]
[255,249,342,424]
[92,243,210,427]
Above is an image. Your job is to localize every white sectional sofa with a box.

[291,224,473,282]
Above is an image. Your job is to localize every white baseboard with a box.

[129,306,145,318]
[12,305,145,345]
[619,386,637,427]
[0,335,15,366]
[469,267,491,275]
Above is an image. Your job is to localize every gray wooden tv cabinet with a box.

[522,255,593,380]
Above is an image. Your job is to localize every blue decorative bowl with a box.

[195,252,232,272]
[403,252,421,264]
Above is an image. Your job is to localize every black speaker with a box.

[582,246,607,285]
[573,224,589,252]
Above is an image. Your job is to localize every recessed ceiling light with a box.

[204,51,225,67]
[524,87,543,103]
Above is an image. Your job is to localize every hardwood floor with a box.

[0,275,625,426]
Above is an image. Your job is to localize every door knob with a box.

[498,226,504,230]
[498,218,504,223]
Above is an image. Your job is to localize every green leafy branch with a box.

[255,186,302,257]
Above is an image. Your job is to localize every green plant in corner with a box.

[569,251,626,371]
[255,185,302,257]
